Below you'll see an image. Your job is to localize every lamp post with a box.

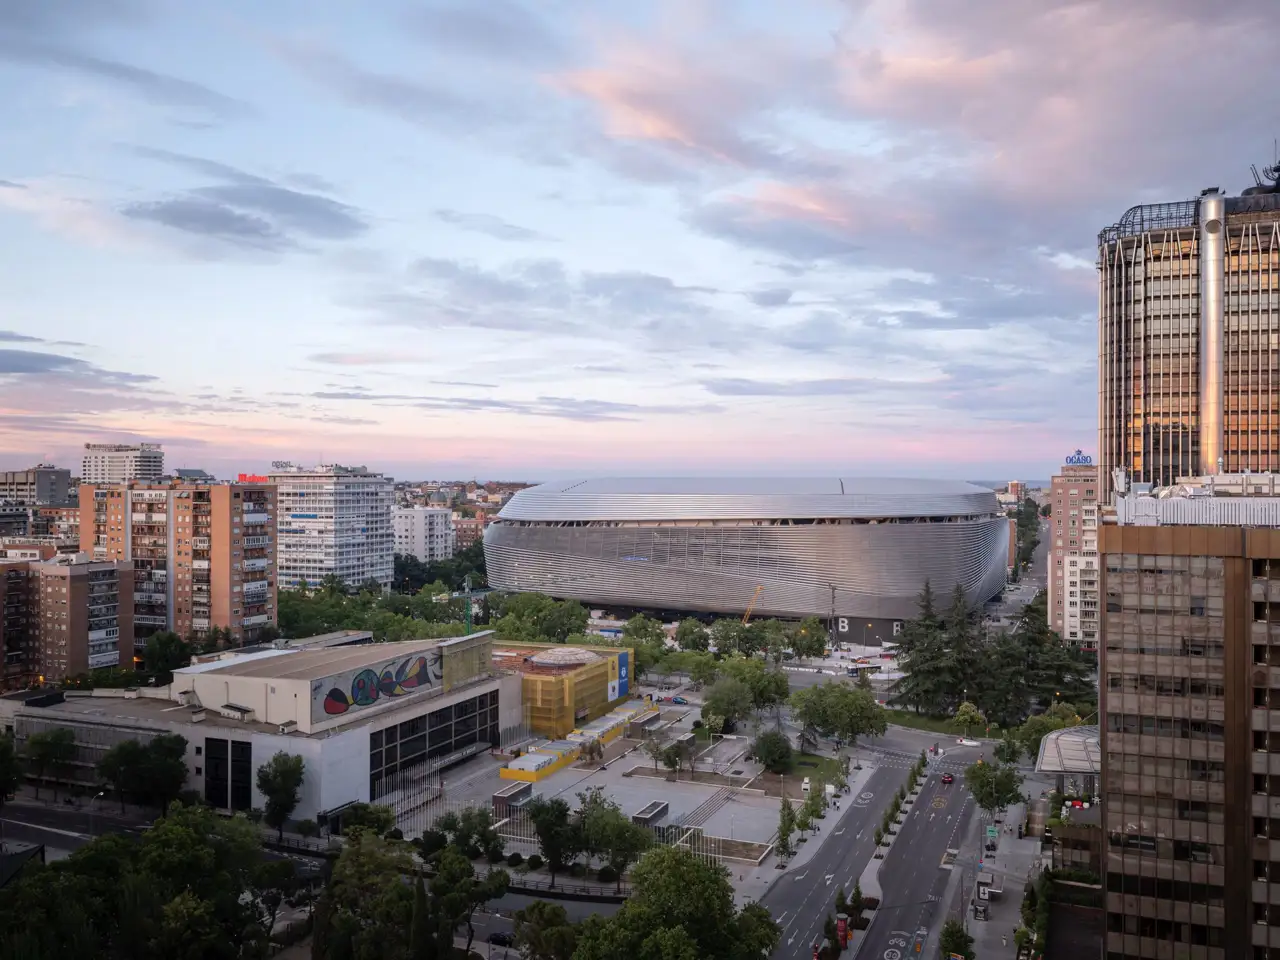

[90,790,105,835]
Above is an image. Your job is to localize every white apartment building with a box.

[393,506,455,563]
[1048,458,1099,649]
[270,463,394,591]
[81,443,164,484]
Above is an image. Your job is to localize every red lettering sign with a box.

[237,474,269,483]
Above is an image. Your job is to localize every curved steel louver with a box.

[484,478,1010,620]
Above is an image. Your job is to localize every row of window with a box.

[1106,713,1225,740]
[1106,675,1225,697]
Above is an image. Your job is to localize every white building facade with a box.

[1048,458,1100,650]
[393,506,455,563]
[269,463,394,591]
[81,443,164,484]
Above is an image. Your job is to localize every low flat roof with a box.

[177,632,492,683]
[1036,725,1100,776]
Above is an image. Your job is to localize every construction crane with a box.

[741,585,765,625]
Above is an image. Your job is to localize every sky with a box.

[1,0,1277,483]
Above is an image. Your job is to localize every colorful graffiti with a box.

[319,650,443,717]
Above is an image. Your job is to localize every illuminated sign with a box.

[1064,450,1092,466]
[237,473,269,483]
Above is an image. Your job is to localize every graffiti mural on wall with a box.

[312,648,444,721]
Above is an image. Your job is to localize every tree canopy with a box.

[0,803,297,960]
[494,593,589,644]
[393,540,487,593]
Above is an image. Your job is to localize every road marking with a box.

[931,796,948,809]
[825,874,834,885]
[794,872,808,881]
[834,828,845,836]
[0,819,90,840]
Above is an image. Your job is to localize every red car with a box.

[941,773,955,784]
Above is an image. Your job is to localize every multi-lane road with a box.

[855,770,975,960]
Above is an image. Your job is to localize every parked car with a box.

[671,696,688,705]
[488,932,514,947]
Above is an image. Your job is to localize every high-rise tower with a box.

[1098,166,1280,499]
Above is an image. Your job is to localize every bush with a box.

[527,854,544,870]
[853,915,869,930]
[569,862,585,877]
[385,828,404,841]
[507,851,524,867]
[862,896,880,911]
[598,865,618,884]
[692,719,704,729]
[488,848,506,863]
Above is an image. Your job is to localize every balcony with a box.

[88,651,120,669]
[191,559,210,570]
[135,614,167,626]
[242,535,271,548]
[242,557,270,572]
[191,536,210,549]
[135,593,166,606]
[88,627,119,642]
[242,614,271,626]
[192,618,210,630]
[242,510,270,524]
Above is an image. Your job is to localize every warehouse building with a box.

[0,631,522,829]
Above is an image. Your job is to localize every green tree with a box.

[256,751,306,842]
[661,743,684,779]
[409,873,432,960]
[718,656,790,716]
[994,735,1023,765]
[581,792,651,892]
[141,631,191,684]
[140,734,189,812]
[674,618,710,652]
[791,616,828,659]
[525,795,582,889]
[939,917,975,959]
[25,727,75,801]
[855,667,873,691]
[0,732,22,818]
[339,802,396,836]
[97,738,146,813]
[776,798,796,860]
[433,805,504,861]
[314,830,415,960]
[964,760,1025,816]
[623,614,666,648]
[513,899,579,960]
[573,845,780,960]
[702,676,754,730]
[431,844,510,956]
[1017,712,1067,757]
[954,701,985,739]
[752,730,794,773]
[709,619,744,654]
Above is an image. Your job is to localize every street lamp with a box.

[90,790,105,834]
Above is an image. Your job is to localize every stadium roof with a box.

[498,477,999,523]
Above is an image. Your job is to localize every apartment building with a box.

[31,504,80,541]
[393,506,455,563]
[1049,457,1101,650]
[30,555,134,682]
[453,514,486,550]
[81,443,164,484]
[0,465,72,505]
[80,481,277,648]
[269,463,393,591]
[1099,473,1280,960]
[0,554,133,688]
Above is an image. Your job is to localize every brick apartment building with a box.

[79,480,277,649]
[1049,459,1100,650]
[1,554,133,689]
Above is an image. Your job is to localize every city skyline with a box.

[1,1,1276,478]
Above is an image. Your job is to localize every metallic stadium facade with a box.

[483,478,1010,622]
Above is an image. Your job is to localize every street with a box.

[762,764,908,960]
[856,772,976,960]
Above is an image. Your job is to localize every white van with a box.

[802,777,811,794]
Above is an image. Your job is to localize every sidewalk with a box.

[962,802,1045,958]
[731,760,878,905]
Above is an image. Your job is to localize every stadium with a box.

[483,478,1010,627]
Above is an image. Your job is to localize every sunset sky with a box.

[1,0,1276,481]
